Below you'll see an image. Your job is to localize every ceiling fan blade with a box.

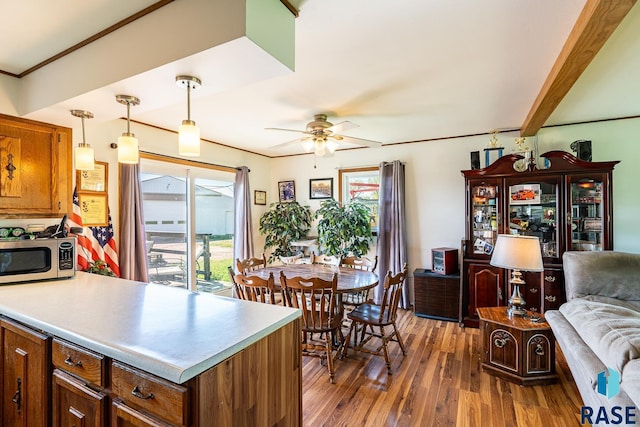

[327,120,358,134]
[265,127,312,135]
[335,134,383,148]
[270,136,312,149]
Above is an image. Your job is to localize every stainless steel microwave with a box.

[0,237,76,284]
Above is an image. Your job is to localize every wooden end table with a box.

[477,306,558,386]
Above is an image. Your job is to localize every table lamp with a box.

[490,234,543,317]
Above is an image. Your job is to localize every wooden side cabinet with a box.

[1,318,51,427]
[413,269,460,322]
[52,369,106,427]
[477,306,557,386]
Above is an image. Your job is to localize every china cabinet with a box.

[460,151,618,327]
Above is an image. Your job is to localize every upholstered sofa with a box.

[546,251,640,418]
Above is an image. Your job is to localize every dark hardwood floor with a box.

[301,309,583,426]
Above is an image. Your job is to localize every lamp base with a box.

[506,305,527,318]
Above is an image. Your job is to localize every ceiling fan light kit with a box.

[71,109,95,171]
[115,94,140,164]
[267,113,382,157]
[176,75,202,157]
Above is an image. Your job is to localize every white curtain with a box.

[119,163,149,282]
[233,166,254,264]
[375,160,410,308]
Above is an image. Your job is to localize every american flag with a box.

[69,187,120,277]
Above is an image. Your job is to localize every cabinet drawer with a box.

[111,361,189,426]
[52,339,105,387]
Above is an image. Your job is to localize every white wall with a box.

[70,115,640,274]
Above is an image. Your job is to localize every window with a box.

[140,155,235,294]
[338,167,380,232]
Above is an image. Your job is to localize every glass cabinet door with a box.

[569,175,605,251]
[506,179,560,260]
[470,182,499,255]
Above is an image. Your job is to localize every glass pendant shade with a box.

[75,144,95,170]
[71,109,95,171]
[118,133,139,164]
[326,140,338,154]
[115,95,140,164]
[302,139,314,152]
[179,120,200,156]
[176,76,202,157]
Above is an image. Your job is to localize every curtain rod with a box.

[139,151,249,172]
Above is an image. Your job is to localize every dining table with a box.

[252,263,379,294]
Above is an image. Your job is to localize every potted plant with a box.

[315,198,373,257]
[259,201,312,262]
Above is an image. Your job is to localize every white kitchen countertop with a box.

[0,272,300,384]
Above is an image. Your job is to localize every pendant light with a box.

[71,110,95,171]
[176,75,201,157]
[115,95,140,164]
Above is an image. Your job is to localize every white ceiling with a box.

[2,0,639,157]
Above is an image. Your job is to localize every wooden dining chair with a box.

[232,269,280,304]
[236,254,267,274]
[340,255,378,308]
[342,263,409,375]
[310,253,341,266]
[280,271,343,383]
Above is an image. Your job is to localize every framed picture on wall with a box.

[254,190,266,205]
[278,180,296,202]
[309,178,333,199]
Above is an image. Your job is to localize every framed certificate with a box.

[254,190,267,205]
[77,161,108,192]
[78,193,109,226]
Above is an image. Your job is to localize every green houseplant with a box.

[315,198,373,257]
[259,201,312,262]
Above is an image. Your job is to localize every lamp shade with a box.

[490,234,543,272]
[118,133,139,164]
[178,120,200,156]
[75,145,94,171]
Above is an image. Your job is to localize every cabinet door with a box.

[505,176,561,263]
[467,180,500,257]
[468,263,504,317]
[1,318,50,427]
[567,173,612,252]
[111,399,172,427]
[0,114,72,217]
[52,369,106,427]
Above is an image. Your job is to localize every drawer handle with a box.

[544,275,556,283]
[12,378,21,412]
[535,344,545,356]
[494,338,506,348]
[64,356,83,367]
[529,288,538,293]
[131,385,154,400]
[544,295,557,302]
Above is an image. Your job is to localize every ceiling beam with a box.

[520,0,637,136]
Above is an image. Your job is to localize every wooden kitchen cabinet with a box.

[461,151,618,326]
[0,113,72,218]
[52,369,106,427]
[1,317,51,427]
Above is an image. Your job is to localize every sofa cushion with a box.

[559,299,640,373]
[563,251,640,305]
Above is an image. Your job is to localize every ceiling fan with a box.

[266,114,382,156]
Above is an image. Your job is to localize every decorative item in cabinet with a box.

[470,183,499,256]
[431,247,458,275]
[413,269,460,321]
[461,151,618,327]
